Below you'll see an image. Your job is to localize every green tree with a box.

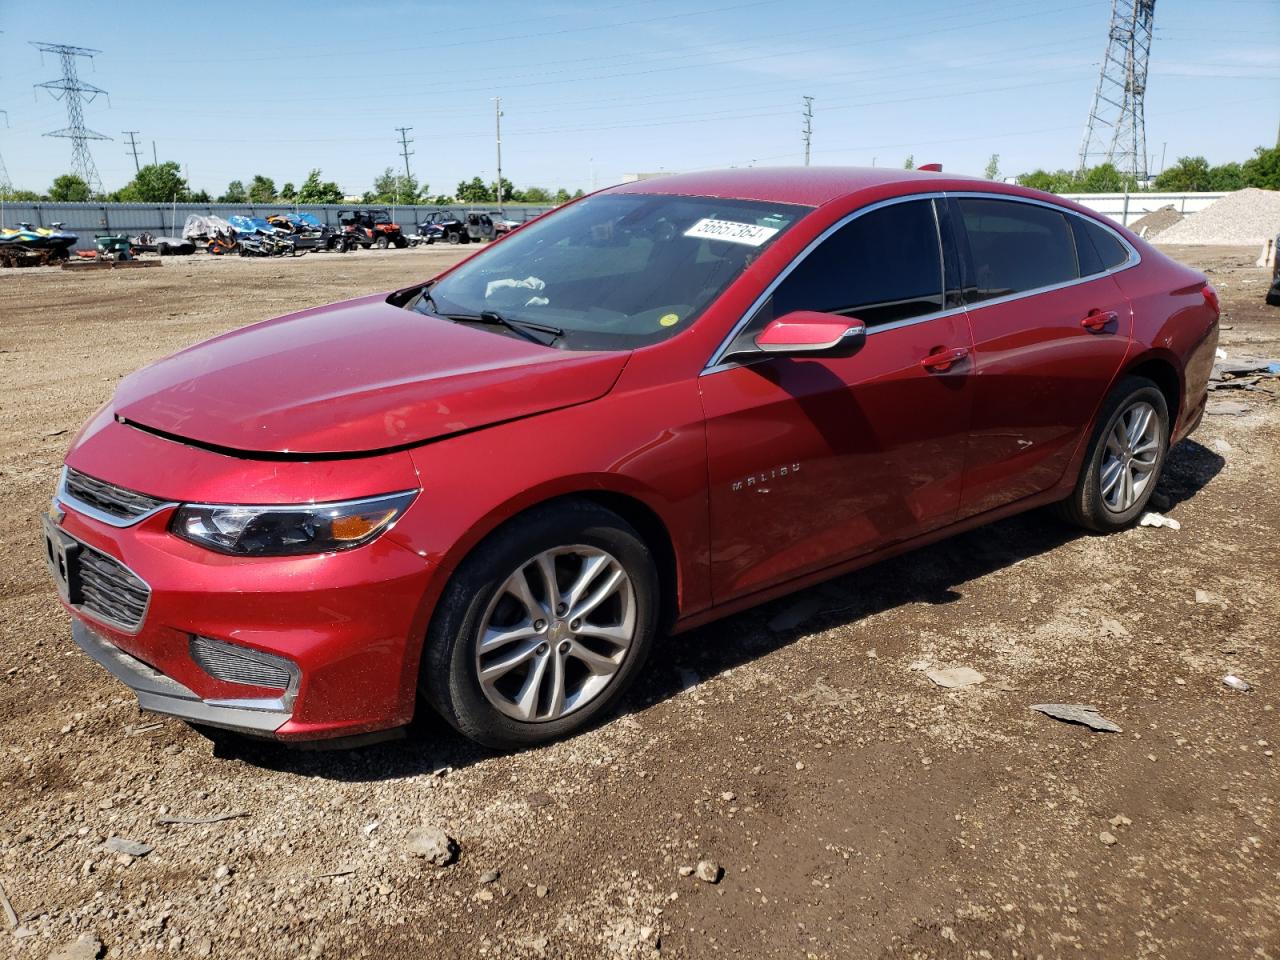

[983,153,1001,180]
[1077,162,1137,192]
[489,177,516,203]
[455,177,493,203]
[116,162,191,202]
[903,155,915,170]
[365,167,421,205]
[295,169,344,204]
[553,188,571,204]
[1153,156,1213,192]
[248,175,277,203]
[522,186,552,203]
[571,189,585,199]
[219,179,248,203]
[1208,162,1245,192]
[1017,169,1078,193]
[0,188,43,201]
[280,182,297,201]
[48,173,92,202]
[1241,145,1280,190]
[189,189,212,203]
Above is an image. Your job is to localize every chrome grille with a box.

[190,636,294,690]
[64,468,167,523]
[77,546,150,631]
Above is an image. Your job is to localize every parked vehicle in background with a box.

[43,168,1218,751]
[339,209,407,249]
[130,233,196,256]
[0,221,78,267]
[266,213,338,253]
[414,212,466,245]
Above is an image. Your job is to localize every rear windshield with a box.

[414,193,807,351]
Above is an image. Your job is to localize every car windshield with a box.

[415,193,806,350]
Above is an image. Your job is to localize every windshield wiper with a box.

[442,310,563,347]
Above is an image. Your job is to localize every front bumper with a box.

[72,619,291,735]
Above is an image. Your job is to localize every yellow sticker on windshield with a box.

[659,313,680,327]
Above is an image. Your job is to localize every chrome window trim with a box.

[702,190,1142,375]
[55,467,178,529]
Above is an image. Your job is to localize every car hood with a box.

[113,293,629,455]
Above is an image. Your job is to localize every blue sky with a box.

[1,0,1277,197]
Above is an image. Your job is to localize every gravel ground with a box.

[1157,187,1280,245]
[0,245,1277,959]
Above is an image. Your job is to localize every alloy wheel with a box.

[1099,400,1161,513]
[474,546,637,723]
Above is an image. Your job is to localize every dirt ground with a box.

[0,244,1276,960]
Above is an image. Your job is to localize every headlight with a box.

[171,490,417,556]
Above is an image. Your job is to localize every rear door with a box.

[950,196,1134,518]
[700,197,974,602]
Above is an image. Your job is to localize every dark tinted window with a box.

[1069,217,1105,276]
[767,199,943,328]
[958,198,1079,301]
[1082,217,1129,269]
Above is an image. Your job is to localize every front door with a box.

[700,197,974,603]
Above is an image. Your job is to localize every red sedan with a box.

[44,168,1218,748]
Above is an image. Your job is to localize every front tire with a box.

[421,501,659,749]
[1057,376,1169,532]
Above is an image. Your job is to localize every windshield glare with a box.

[417,193,806,350]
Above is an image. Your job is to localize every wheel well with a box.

[1125,357,1181,430]
[573,492,680,633]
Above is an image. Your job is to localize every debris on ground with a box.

[1222,674,1253,692]
[925,667,986,689]
[695,860,723,884]
[1209,350,1280,391]
[1031,704,1124,733]
[48,934,103,960]
[1129,204,1183,240]
[0,878,17,929]
[406,826,459,866]
[1207,399,1249,416]
[1139,512,1181,530]
[1099,831,1119,846]
[104,837,153,858]
[157,811,247,826]
[1157,188,1280,245]
[767,595,823,632]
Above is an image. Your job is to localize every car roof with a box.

[606,165,992,207]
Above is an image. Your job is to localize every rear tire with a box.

[1055,376,1169,532]
[420,501,659,750]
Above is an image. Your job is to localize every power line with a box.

[802,95,814,166]
[395,125,414,200]
[31,41,111,194]
[123,130,142,172]
[1079,0,1156,179]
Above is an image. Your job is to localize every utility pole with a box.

[491,97,504,215]
[1078,0,1157,181]
[31,41,110,194]
[152,140,157,166]
[123,130,142,173]
[0,110,10,197]
[395,126,414,205]
[802,95,814,166]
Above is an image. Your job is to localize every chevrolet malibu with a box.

[43,168,1218,749]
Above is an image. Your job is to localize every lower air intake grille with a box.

[189,636,295,690]
[78,548,150,631]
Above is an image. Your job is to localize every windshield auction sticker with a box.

[683,218,779,246]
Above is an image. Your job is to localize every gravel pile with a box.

[1157,187,1280,245]
[1129,204,1183,239]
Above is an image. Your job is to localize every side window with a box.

[1082,217,1130,270]
[1069,216,1106,277]
[957,198,1079,301]
[763,199,943,332]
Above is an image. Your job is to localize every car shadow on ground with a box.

[211,439,1224,781]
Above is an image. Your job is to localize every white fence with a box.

[1060,192,1226,227]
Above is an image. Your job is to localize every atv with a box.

[338,209,407,249]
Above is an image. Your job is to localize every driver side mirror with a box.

[752,311,866,358]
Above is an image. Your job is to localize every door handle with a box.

[920,346,969,373]
[1081,309,1119,332]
